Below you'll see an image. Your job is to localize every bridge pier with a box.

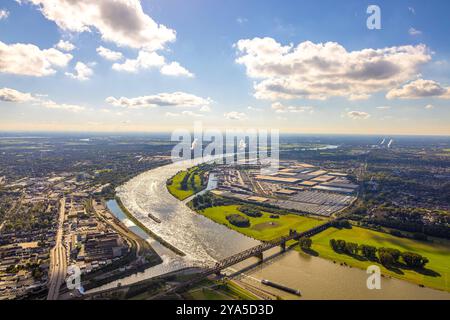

[254,252,263,263]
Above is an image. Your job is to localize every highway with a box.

[47,197,67,300]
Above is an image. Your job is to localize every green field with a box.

[167,167,205,200]
[311,226,450,292]
[199,205,324,241]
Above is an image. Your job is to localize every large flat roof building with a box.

[255,175,301,184]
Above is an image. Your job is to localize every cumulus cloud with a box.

[112,50,165,72]
[96,46,123,61]
[160,62,194,77]
[23,0,175,50]
[235,37,431,100]
[112,50,193,77]
[40,100,85,112]
[56,40,75,51]
[106,92,212,109]
[23,0,194,79]
[65,62,94,81]
[271,102,313,113]
[425,104,434,109]
[0,9,9,20]
[386,79,450,99]
[0,87,85,112]
[347,111,371,120]
[0,87,36,103]
[0,41,72,76]
[224,111,247,120]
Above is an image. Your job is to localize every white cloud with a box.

[376,106,391,110]
[409,27,422,36]
[224,111,247,120]
[23,0,175,50]
[247,106,262,111]
[65,62,93,81]
[112,50,193,77]
[106,92,212,109]
[386,79,450,99]
[347,111,370,120]
[0,9,9,20]
[160,62,194,77]
[271,102,313,113]
[165,110,203,117]
[235,37,431,100]
[0,87,36,103]
[96,46,123,61]
[0,41,72,76]
[425,104,434,109]
[112,50,165,72]
[56,40,75,51]
[0,87,85,112]
[40,100,85,112]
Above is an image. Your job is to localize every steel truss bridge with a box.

[85,220,337,300]
[159,220,335,297]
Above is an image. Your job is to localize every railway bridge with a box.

[85,219,337,300]
[159,220,335,297]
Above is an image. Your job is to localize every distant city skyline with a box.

[0,0,450,135]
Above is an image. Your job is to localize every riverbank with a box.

[311,226,450,292]
[115,196,186,256]
[197,204,324,242]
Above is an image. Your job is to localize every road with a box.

[47,197,67,300]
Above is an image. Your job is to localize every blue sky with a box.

[0,0,449,134]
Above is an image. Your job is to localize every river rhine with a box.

[90,155,449,299]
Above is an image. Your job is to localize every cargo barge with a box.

[261,279,301,296]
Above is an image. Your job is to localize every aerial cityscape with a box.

[0,0,449,305]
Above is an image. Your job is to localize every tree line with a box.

[329,238,429,269]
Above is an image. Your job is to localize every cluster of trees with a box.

[298,237,312,249]
[329,239,429,269]
[180,170,193,191]
[333,220,352,229]
[180,164,211,191]
[368,216,449,239]
[226,214,250,228]
[238,205,262,218]
[3,202,55,232]
[192,192,232,210]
